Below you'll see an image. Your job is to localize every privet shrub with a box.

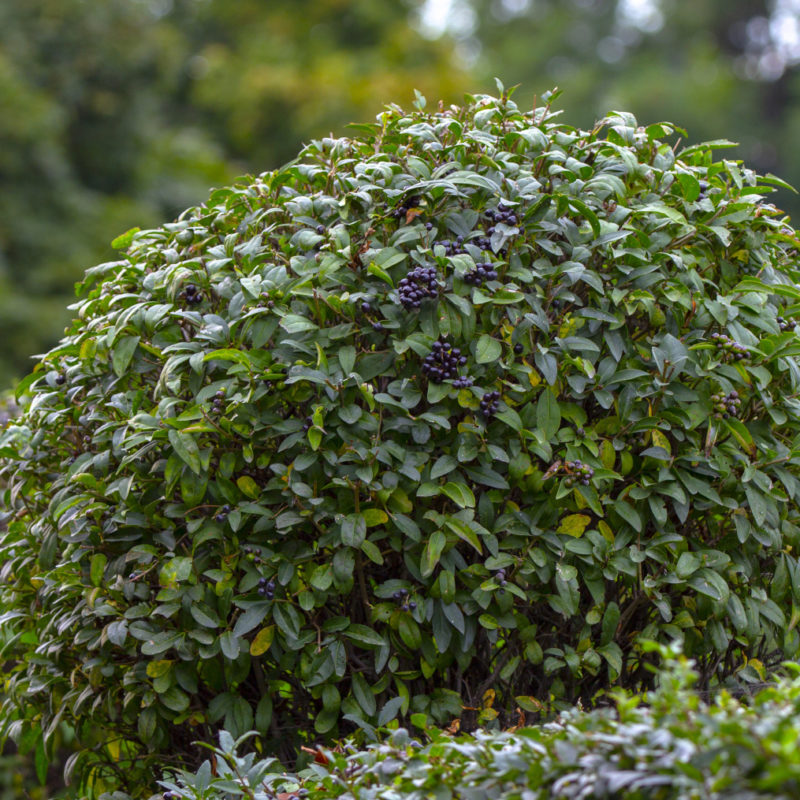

[148,645,800,800]
[3,86,800,794]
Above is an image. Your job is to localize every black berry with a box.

[422,340,468,384]
[479,390,501,419]
[398,265,439,310]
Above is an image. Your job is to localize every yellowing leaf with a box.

[146,660,173,679]
[308,427,323,451]
[237,475,260,499]
[598,520,615,543]
[747,658,766,680]
[557,514,591,537]
[651,429,671,455]
[515,695,543,713]
[250,626,275,656]
[362,508,388,527]
[600,439,616,469]
[528,369,541,389]
[388,488,413,514]
[482,688,495,709]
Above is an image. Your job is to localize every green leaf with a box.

[360,539,384,565]
[159,556,193,587]
[368,261,395,287]
[475,334,502,364]
[203,349,252,367]
[341,514,367,547]
[431,455,458,480]
[537,389,561,439]
[112,335,140,378]
[219,631,241,660]
[378,696,405,726]
[444,517,483,553]
[422,531,447,577]
[35,740,48,786]
[722,417,757,458]
[689,569,730,602]
[190,604,221,629]
[351,673,376,717]
[345,624,385,649]
[90,553,107,587]
[398,615,422,649]
[280,314,318,333]
[441,482,475,508]
[168,429,202,475]
[339,345,356,374]
[676,552,701,579]
[232,603,269,637]
[111,226,140,250]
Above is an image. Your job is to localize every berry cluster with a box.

[243,546,262,564]
[264,790,309,800]
[301,416,313,432]
[778,316,797,332]
[711,390,742,419]
[398,265,438,310]
[562,460,594,487]
[452,375,474,389]
[211,389,225,415]
[494,567,508,595]
[180,283,204,306]
[438,236,466,256]
[710,332,749,362]
[479,390,501,418]
[214,504,231,524]
[486,204,519,227]
[392,588,417,612]
[464,261,499,286]
[258,577,276,599]
[422,340,467,383]
[392,195,420,220]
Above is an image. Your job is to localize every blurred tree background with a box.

[1,0,799,389]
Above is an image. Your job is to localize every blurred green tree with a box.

[0,0,466,388]
[457,0,800,215]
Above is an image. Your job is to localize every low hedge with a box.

[109,643,800,800]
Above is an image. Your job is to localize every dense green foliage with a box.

[128,645,800,800]
[4,88,800,797]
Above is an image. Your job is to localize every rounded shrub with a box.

[3,87,800,793]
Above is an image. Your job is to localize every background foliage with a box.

[2,0,800,386]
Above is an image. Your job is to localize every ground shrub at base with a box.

[148,645,800,800]
[3,87,800,795]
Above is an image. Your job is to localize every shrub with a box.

[3,86,800,795]
[139,644,800,800]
